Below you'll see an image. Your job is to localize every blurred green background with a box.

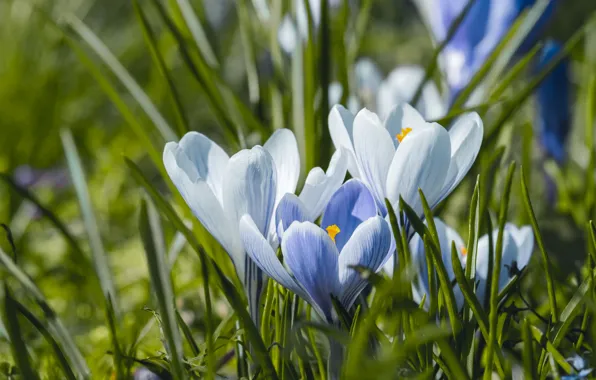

[1,0,596,377]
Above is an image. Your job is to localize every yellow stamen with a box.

[326,224,341,243]
[460,246,468,257]
[396,127,412,143]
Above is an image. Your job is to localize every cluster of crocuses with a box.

[163,103,534,327]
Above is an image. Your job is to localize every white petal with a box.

[299,148,348,220]
[163,144,242,267]
[505,224,534,270]
[383,103,430,149]
[278,15,298,53]
[240,215,309,301]
[177,132,229,203]
[353,108,395,211]
[264,129,300,205]
[386,124,452,216]
[223,146,277,237]
[475,229,518,305]
[439,112,484,199]
[328,105,361,178]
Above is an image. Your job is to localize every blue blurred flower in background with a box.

[535,40,571,163]
[562,354,593,380]
[415,0,558,99]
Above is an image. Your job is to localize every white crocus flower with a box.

[163,129,347,320]
[328,103,483,218]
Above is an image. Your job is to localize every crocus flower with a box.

[562,354,593,380]
[240,179,391,321]
[328,104,483,217]
[163,129,347,320]
[383,218,466,309]
[472,224,534,305]
[414,0,557,98]
[353,58,447,121]
[535,40,571,164]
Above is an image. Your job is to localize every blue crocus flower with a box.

[562,354,593,380]
[240,179,392,321]
[415,0,557,98]
[535,40,571,164]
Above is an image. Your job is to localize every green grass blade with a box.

[552,272,593,347]
[133,0,189,137]
[237,0,260,105]
[436,338,470,380]
[520,166,558,321]
[3,286,39,380]
[199,246,216,379]
[488,42,543,101]
[64,14,178,143]
[139,199,187,380]
[61,129,118,317]
[318,0,332,166]
[126,159,278,379]
[172,0,219,68]
[175,311,200,357]
[529,325,573,374]
[12,299,77,380]
[0,247,90,378]
[484,162,515,380]
[522,318,536,379]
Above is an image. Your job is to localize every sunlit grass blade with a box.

[126,159,278,379]
[139,199,186,380]
[529,325,573,374]
[61,129,118,316]
[64,14,178,143]
[484,162,515,380]
[436,338,470,380]
[520,165,558,321]
[237,0,260,105]
[0,247,90,378]
[133,0,189,137]
[12,298,77,380]
[488,42,543,101]
[411,0,477,105]
[172,0,219,68]
[3,286,39,380]
[551,271,593,347]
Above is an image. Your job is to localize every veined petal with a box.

[321,179,377,252]
[223,146,277,237]
[163,143,243,269]
[338,216,392,308]
[506,224,534,270]
[264,129,300,206]
[240,215,310,302]
[329,105,361,178]
[282,221,341,320]
[438,113,484,201]
[386,124,452,216]
[177,132,229,203]
[353,108,396,212]
[299,148,348,221]
[275,193,310,239]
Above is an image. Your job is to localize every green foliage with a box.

[1,0,596,379]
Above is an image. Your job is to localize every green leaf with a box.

[139,199,187,380]
[126,159,278,379]
[172,0,219,68]
[529,324,573,374]
[3,286,39,380]
[484,162,516,380]
[133,0,189,137]
[236,0,260,105]
[61,129,118,316]
[12,299,76,380]
[552,272,593,347]
[436,338,470,380]
[0,247,90,379]
[64,14,178,143]
[520,166,558,321]
[522,318,536,379]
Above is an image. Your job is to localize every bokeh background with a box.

[1,0,596,377]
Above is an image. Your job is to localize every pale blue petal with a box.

[475,229,517,306]
[275,193,310,238]
[264,129,300,206]
[506,224,534,269]
[321,179,377,252]
[299,148,348,220]
[338,216,392,308]
[163,143,243,270]
[223,146,277,237]
[282,221,341,320]
[328,105,361,178]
